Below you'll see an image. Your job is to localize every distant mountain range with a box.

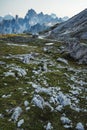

[0,9,69,34]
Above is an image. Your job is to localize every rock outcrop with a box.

[47,9,87,64]
[63,42,87,64]
[48,9,87,41]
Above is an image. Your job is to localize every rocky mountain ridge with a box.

[0,9,68,34]
[49,8,87,41]
[46,9,87,64]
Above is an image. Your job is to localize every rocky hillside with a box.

[47,9,87,64]
[0,34,87,129]
[49,8,87,41]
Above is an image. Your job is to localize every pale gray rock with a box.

[17,119,24,127]
[45,122,53,130]
[24,100,29,107]
[11,107,22,121]
[57,57,68,65]
[60,116,71,125]
[32,95,44,109]
[76,122,84,130]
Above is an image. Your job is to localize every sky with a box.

[0,0,87,18]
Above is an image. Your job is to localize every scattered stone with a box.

[4,71,15,77]
[2,94,11,98]
[45,43,54,46]
[26,107,30,111]
[24,100,29,107]
[64,124,72,129]
[15,67,27,77]
[4,83,8,86]
[55,105,63,112]
[22,54,34,64]
[57,58,68,65]
[7,43,28,47]
[45,122,53,130]
[57,92,71,106]
[4,64,27,77]
[60,116,71,125]
[76,122,84,130]
[0,114,4,119]
[0,61,5,65]
[17,119,24,127]
[11,107,22,121]
[22,91,27,95]
[42,62,48,72]
[32,95,44,109]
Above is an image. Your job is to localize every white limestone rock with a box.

[57,58,68,65]
[32,95,44,109]
[11,107,22,121]
[24,100,29,107]
[60,116,71,125]
[17,119,24,127]
[76,122,84,130]
[57,92,71,106]
[45,122,53,130]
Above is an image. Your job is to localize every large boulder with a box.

[64,42,87,64]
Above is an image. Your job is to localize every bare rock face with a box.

[64,42,87,64]
[48,9,87,41]
[81,32,87,40]
[46,9,87,64]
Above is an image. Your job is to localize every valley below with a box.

[0,34,87,130]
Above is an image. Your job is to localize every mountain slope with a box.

[46,9,87,64]
[49,9,87,41]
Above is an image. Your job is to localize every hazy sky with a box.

[0,0,87,18]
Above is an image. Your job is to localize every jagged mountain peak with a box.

[28,9,37,14]
[0,8,69,34]
[38,12,44,17]
[4,14,14,20]
[25,9,37,19]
